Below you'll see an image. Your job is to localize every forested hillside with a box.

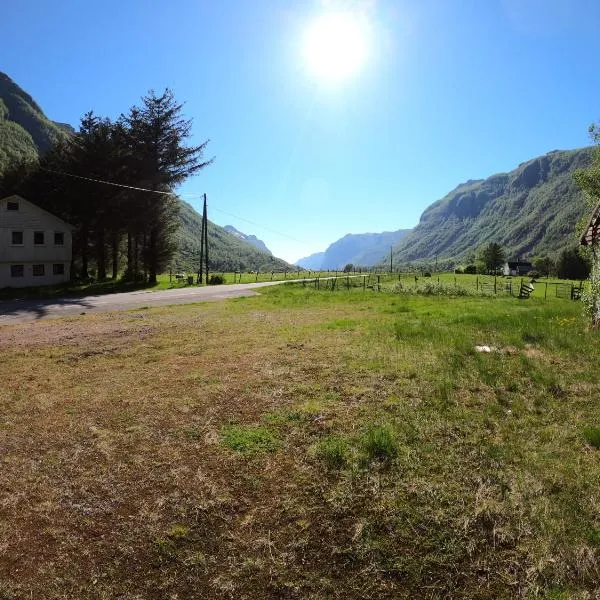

[177,201,291,272]
[0,72,70,175]
[393,147,593,265]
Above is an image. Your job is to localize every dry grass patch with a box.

[0,289,599,599]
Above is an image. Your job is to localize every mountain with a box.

[0,71,71,175]
[223,225,272,254]
[296,252,326,270]
[176,201,292,272]
[0,72,292,273]
[392,147,594,265]
[296,229,411,270]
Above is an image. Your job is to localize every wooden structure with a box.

[518,281,534,299]
[581,201,600,246]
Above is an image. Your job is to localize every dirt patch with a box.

[0,313,156,348]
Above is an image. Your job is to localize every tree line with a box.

[0,89,212,283]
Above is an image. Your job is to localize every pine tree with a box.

[121,90,213,283]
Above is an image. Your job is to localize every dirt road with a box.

[0,281,285,324]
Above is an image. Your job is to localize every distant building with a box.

[504,261,533,276]
[0,195,73,288]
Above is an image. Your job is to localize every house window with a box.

[33,264,45,277]
[54,232,64,245]
[6,201,19,211]
[11,231,23,245]
[10,265,24,278]
[34,231,45,245]
[53,263,65,275]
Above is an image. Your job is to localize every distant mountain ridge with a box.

[223,225,272,254]
[392,147,594,265]
[297,229,411,270]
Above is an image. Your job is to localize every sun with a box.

[302,12,370,84]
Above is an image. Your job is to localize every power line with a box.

[41,167,310,245]
[41,168,178,196]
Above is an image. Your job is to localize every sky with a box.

[3,0,600,263]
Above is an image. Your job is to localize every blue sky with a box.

[3,0,600,262]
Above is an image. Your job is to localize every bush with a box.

[315,436,350,469]
[208,274,225,285]
[424,272,432,277]
[464,265,477,274]
[583,426,600,449]
[392,282,480,297]
[361,424,398,461]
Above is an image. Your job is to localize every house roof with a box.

[1,195,74,230]
[581,201,600,246]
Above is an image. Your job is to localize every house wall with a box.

[0,196,72,288]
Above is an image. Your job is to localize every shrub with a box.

[424,272,432,277]
[315,436,350,469]
[583,426,600,449]
[392,282,478,297]
[361,424,398,461]
[209,274,225,285]
[464,265,477,274]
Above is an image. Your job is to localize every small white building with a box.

[0,195,73,288]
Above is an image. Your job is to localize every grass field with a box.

[1,284,599,598]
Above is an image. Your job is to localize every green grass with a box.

[1,282,600,598]
[220,424,280,454]
[583,426,600,449]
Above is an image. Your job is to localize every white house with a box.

[0,195,73,288]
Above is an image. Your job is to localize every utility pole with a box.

[390,246,393,274]
[197,194,209,284]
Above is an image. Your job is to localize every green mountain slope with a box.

[393,147,594,264]
[175,200,292,272]
[0,71,70,175]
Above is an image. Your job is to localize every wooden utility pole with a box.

[198,194,209,284]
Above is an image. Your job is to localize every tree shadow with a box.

[0,295,95,321]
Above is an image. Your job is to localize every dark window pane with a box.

[34,231,45,245]
[53,263,65,275]
[7,202,19,211]
[54,232,64,245]
[10,265,24,277]
[33,264,45,276]
[11,231,23,244]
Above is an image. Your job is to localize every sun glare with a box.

[302,12,369,84]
